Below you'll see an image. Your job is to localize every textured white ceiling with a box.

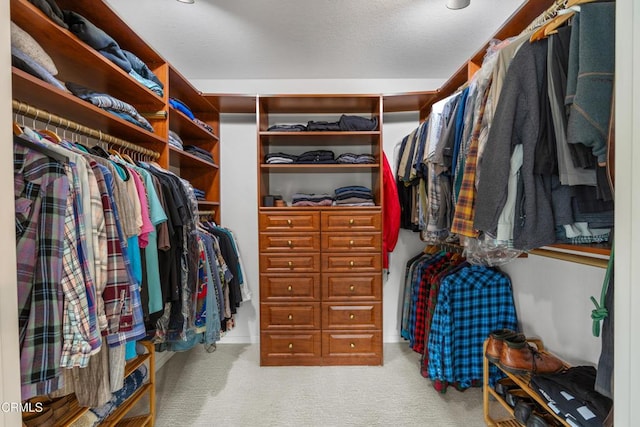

[107,0,525,82]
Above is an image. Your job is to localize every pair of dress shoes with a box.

[486,329,564,375]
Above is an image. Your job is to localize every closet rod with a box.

[529,248,608,269]
[198,210,216,216]
[12,100,161,160]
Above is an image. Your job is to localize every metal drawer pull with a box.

[288,343,293,349]
[349,218,354,225]
[349,314,355,320]
[349,240,354,246]
[288,261,293,269]
[350,343,356,348]
[287,285,293,292]
[349,285,355,292]
[349,260,355,267]
[288,314,293,320]
[287,219,292,226]
[287,240,293,247]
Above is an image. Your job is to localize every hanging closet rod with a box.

[524,0,568,32]
[198,210,216,216]
[12,100,161,160]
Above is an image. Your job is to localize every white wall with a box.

[1,0,22,424]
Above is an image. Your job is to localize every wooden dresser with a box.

[259,209,382,366]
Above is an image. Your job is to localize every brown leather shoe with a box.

[500,339,564,375]
[486,329,524,363]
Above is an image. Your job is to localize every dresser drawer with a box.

[260,253,320,273]
[321,253,382,273]
[260,274,320,301]
[322,273,382,301]
[321,232,381,252]
[321,331,382,363]
[259,212,320,232]
[261,332,322,365]
[260,303,321,329]
[321,211,381,231]
[260,232,320,252]
[322,303,382,329]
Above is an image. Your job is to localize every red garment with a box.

[382,152,400,269]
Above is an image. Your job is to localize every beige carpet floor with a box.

[150,343,499,427]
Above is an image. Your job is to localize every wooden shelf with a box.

[169,66,217,113]
[382,91,438,113]
[115,414,153,427]
[169,146,219,169]
[169,107,219,141]
[259,206,381,211]
[259,94,381,114]
[11,0,165,111]
[204,93,257,114]
[260,164,379,173]
[102,383,153,426]
[483,339,572,427]
[12,68,166,151]
[197,201,220,208]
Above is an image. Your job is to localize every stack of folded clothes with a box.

[336,153,376,164]
[334,185,375,206]
[170,98,195,119]
[192,188,206,200]
[265,152,298,164]
[267,124,307,132]
[168,130,184,150]
[292,193,334,207]
[295,150,336,164]
[184,145,215,164]
[62,11,164,97]
[66,82,154,132]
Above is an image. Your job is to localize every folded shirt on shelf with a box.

[193,188,206,200]
[123,49,164,89]
[292,193,335,207]
[169,97,195,120]
[11,21,58,76]
[28,0,68,29]
[306,120,341,131]
[295,150,336,164]
[168,130,184,150]
[265,152,298,164]
[267,124,308,132]
[66,82,154,132]
[184,145,215,163]
[129,69,163,97]
[334,185,375,206]
[338,115,378,131]
[336,153,376,164]
[193,118,214,134]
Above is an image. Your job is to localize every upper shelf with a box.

[169,66,219,114]
[12,67,166,151]
[205,94,256,114]
[169,106,219,141]
[258,95,382,114]
[10,0,165,111]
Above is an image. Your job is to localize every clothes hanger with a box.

[37,117,62,143]
[542,7,578,37]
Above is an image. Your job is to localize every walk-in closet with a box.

[1,0,637,426]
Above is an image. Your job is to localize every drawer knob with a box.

[350,285,355,292]
[349,218,354,225]
[350,343,356,348]
[287,240,293,247]
[349,260,355,267]
[288,343,293,349]
[349,240,354,246]
[287,285,293,292]
[288,261,293,269]
[349,314,355,320]
[288,314,293,320]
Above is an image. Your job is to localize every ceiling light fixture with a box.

[176,0,195,4]
[446,0,470,9]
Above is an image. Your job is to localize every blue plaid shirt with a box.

[427,265,517,389]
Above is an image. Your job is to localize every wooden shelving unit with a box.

[483,339,571,427]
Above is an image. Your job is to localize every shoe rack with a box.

[482,339,571,427]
